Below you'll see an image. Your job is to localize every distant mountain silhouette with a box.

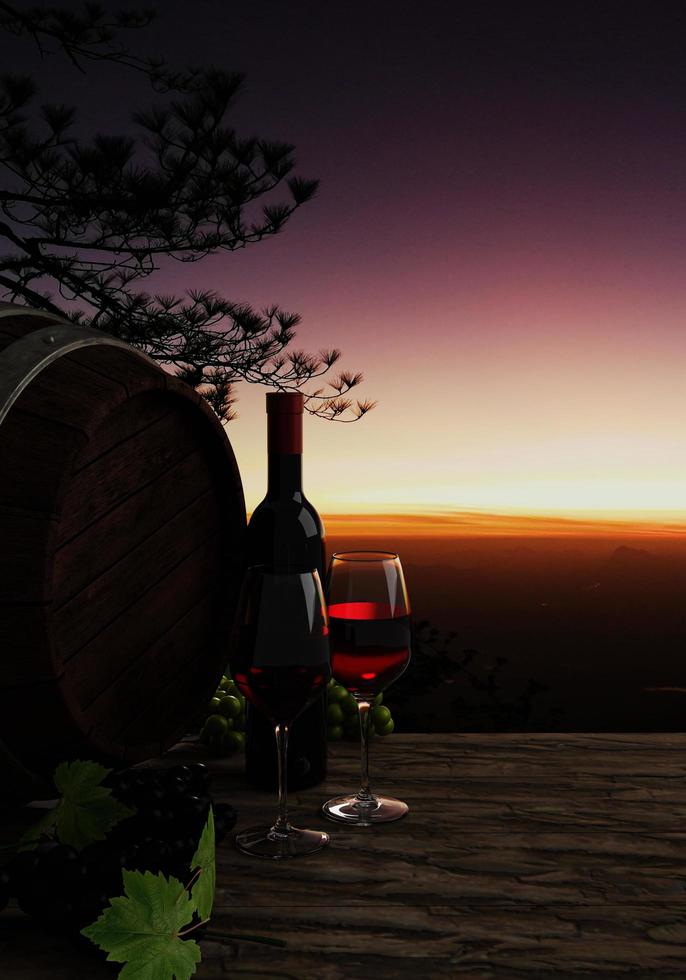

[610,545,654,562]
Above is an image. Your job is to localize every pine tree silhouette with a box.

[0,2,374,421]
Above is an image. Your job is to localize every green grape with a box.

[376,718,395,736]
[372,706,392,729]
[226,730,245,751]
[205,714,228,737]
[219,676,232,691]
[341,693,358,716]
[209,696,222,711]
[217,695,242,719]
[343,719,359,740]
[373,692,384,707]
[327,703,344,725]
[328,683,348,704]
[327,725,344,741]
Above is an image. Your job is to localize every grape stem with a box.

[177,917,210,937]
[183,867,202,894]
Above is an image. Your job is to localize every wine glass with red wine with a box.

[322,551,411,825]
[230,565,331,858]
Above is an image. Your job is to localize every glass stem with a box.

[273,722,290,833]
[356,700,375,804]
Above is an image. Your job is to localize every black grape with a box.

[166,765,193,788]
[168,836,195,866]
[164,774,189,801]
[0,868,10,912]
[75,886,111,927]
[136,839,171,874]
[40,844,88,891]
[7,849,40,894]
[178,795,210,835]
[213,803,237,842]
[187,763,212,795]
[16,876,52,918]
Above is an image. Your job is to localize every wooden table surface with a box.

[3,732,686,978]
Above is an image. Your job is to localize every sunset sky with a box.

[10,3,686,519]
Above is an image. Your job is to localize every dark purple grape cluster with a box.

[0,762,235,932]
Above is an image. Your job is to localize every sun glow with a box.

[323,510,686,539]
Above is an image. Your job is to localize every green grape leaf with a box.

[82,869,201,980]
[20,760,134,851]
[189,806,215,922]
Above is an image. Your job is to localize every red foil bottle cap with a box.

[266,392,304,453]
[266,392,304,414]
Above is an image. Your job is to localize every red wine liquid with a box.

[234,663,330,726]
[328,601,411,698]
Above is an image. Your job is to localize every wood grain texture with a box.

[3,734,686,977]
[190,733,686,978]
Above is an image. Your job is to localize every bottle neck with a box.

[267,453,303,500]
[266,406,304,499]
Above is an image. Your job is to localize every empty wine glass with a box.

[230,565,331,857]
[322,551,411,825]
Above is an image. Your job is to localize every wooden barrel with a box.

[0,303,246,798]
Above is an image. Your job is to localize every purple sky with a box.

[6,2,686,515]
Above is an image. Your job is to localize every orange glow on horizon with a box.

[321,510,686,538]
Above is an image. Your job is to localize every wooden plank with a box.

[12,355,126,434]
[73,390,173,470]
[115,593,229,750]
[168,733,686,977]
[62,532,230,709]
[0,511,55,602]
[196,905,686,978]
[54,488,223,656]
[4,734,686,976]
[88,591,221,753]
[0,409,86,515]
[65,345,165,399]
[53,449,225,603]
[57,411,214,546]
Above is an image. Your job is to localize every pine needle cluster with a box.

[0,2,374,421]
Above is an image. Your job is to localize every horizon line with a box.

[316,509,686,537]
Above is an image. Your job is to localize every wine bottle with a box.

[243,391,328,790]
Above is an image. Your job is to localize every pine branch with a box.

[0,5,374,423]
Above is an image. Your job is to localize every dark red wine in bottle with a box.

[243,392,328,790]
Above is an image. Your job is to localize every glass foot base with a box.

[322,794,409,825]
[235,824,329,859]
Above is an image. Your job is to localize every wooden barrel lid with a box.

[0,304,246,791]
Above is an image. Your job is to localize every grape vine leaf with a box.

[19,760,134,851]
[82,869,201,980]
[189,806,215,922]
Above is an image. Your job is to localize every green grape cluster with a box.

[326,678,395,740]
[199,670,247,755]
